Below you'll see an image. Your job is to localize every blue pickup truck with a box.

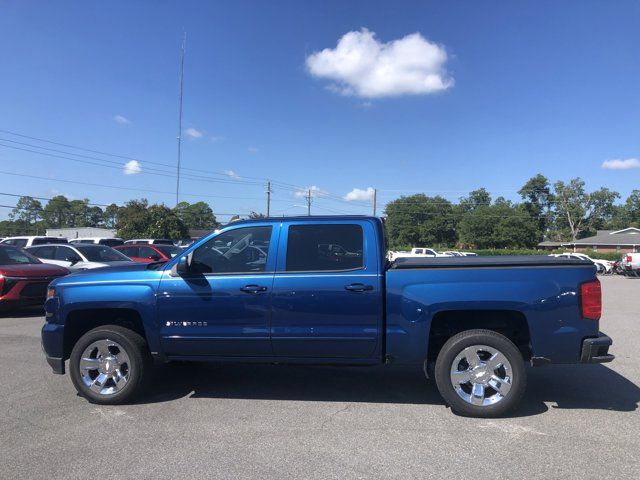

[42,216,613,417]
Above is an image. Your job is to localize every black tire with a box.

[434,329,526,418]
[69,325,151,405]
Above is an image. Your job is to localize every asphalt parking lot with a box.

[1,275,638,479]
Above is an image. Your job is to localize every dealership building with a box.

[538,227,640,253]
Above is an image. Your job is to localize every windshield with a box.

[155,245,181,258]
[0,246,41,265]
[75,245,131,263]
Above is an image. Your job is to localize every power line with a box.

[0,192,114,208]
[0,170,285,203]
[0,129,311,191]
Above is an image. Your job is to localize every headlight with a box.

[46,287,56,300]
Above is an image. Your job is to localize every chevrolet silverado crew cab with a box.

[42,216,614,417]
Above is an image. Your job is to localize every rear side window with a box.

[139,246,160,259]
[30,246,55,259]
[286,224,363,272]
[118,246,138,257]
[100,239,124,247]
[33,237,67,245]
[54,246,81,262]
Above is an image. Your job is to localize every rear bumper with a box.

[580,333,614,363]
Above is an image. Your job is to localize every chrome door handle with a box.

[344,283,373,292]
[240,284,268,294]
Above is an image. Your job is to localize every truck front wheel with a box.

[434,329,526,418]
[69,325,151,405]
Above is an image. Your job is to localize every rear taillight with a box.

[626,255,632,263]
[581,279,602,320]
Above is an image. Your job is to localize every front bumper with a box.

[41,321,65,374]
[580,333,614,363]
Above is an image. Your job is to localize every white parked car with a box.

[549,253,612,274]
[26,243,133,271]
[123,238,174,245]
[0,236,68,248]
[69,237,124,247]
[622,252,640,277]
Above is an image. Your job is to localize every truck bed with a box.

[390,255,593,269]
[385,256,598,365]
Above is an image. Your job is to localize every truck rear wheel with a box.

[434,329,526,418]
[69,325,151,405]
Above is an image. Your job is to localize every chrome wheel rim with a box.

[79,339,131,396]
[450,344,512,407]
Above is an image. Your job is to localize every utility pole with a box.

[175,32,186,206]
[266,181,272,217]
[373,188,377,216]
[305,188,312,216]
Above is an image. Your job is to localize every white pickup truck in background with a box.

[388,248,451,261]
[623,252,640,276]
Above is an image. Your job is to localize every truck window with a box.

[286,224,363,272]
[191,226,272,274]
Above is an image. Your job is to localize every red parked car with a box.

[114,244,182,263]
[0,245,69,310]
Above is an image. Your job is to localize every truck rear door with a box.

[270,220,383,358]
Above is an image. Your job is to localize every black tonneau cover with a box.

[390,255,594,269]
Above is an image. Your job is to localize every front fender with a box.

[60,283,161,356]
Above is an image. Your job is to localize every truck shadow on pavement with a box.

[141,362,639,417]
[0,307,43,318]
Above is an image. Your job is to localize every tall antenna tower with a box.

[175,32,187,206]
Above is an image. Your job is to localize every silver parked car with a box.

[26,244,133,271]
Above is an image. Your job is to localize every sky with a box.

[1,0,639,221]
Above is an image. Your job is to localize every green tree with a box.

[174,201,218,229]
[41,195,72,228]
[458,199,538,249]
[103,203,120,229]
[518,174,553,237]
[87,206,104,227]
[68,199,90,227]
[9,196,43,231]
[116,199,150,239]
[384,194,457,248]
[459,188,491,213]
[553,179,620,240]
[248,211,266,219]
[116,200,188,239]
[147,205,188,239]
[623,190,640,226]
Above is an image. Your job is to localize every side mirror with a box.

[67,257,80,265]
[149,254,161,261]
[171,254,191,276]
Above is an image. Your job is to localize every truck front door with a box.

[270,221,383,359]
[157,224,277,357]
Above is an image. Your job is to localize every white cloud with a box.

[184,127,203,139]
[294,185,326,198]
[344,187,375,202]
[224,169,241,179]
[114,114,131,125]
[601,158,640,170]
[247,146,259,154]
[123,160,142,175]
[306,28,453,98]
[210,135,225,142]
